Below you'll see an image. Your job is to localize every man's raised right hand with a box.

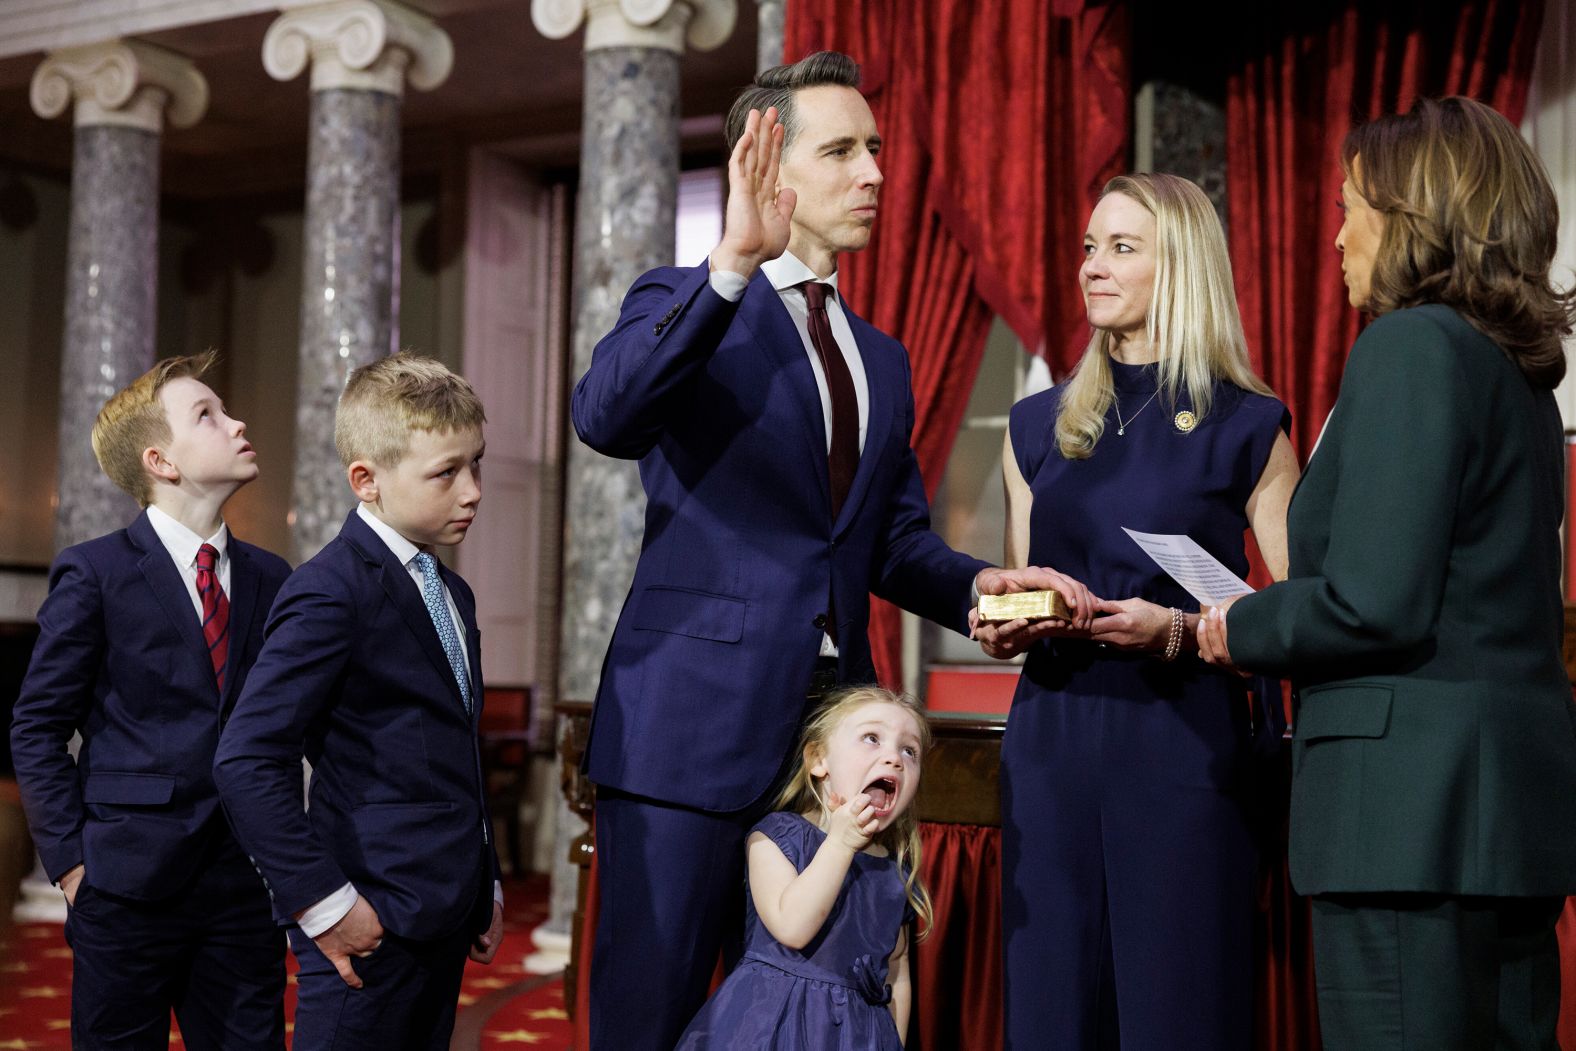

[711,106,797,280]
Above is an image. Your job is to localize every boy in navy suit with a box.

[214,353,502,1050]
[10,351,290,1050]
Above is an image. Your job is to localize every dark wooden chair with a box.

[478,686,536,875]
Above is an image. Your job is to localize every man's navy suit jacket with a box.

[213,509,498,942]
[572,261,989,812]
[10,511,290,900]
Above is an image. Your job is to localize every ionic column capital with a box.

[532,0,736,54]
[263,0,453,96]
[30,39,208,132]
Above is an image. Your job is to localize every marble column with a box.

[1135,80,1228,230]
[263,0,452,562]
[30,41,207,553]
[755,0,785,72]
[528,0,736,968]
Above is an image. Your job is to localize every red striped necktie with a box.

[195,543,230,693]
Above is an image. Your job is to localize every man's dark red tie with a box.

[802,281,860,519]
[195,543,230,693]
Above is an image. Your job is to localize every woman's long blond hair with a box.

[773,686,934,940]
[1054,173,1273,459]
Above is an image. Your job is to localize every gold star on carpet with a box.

[468,976,512,989]
[284,1024,294,1034]
[18,986,64,998]
[43,948,74,959]
[457,993,478,1006]
[489,1032,547,1045]
[287,974,298,985]
[21,925,53,937]
[46,1021,71,1031]
[0,962,28,972]
[0,1038,40,1049]
[527,1007,568,1020]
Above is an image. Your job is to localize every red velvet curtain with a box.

[914,822,1003,1051]
[786,0,1131,685]
[1225,0,1546,457]
[1041,3,1133,375]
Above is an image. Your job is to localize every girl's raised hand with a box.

[825,790,878,852]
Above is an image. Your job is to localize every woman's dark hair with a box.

[1343,95,1574,388]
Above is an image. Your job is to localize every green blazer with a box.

[1229,304,1576,897]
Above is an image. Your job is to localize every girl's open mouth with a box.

[864,777,897,812]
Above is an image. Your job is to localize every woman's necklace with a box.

[1112,387,1161,436]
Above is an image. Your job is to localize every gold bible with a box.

[977,589,1073,623]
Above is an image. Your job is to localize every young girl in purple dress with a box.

[676,686,931,1050]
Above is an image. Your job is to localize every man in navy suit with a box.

[11,352,289,1050]
[214,354,503,1050]
[574,51,1084,1050]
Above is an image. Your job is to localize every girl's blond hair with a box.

[773,686,933,939]
[1054,173,1273,460]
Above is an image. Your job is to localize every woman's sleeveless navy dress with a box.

[1001,359,1288,1050]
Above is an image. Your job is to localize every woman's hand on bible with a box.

[1087,598,1172,651]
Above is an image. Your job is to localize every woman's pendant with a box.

[1117,426,1125,436]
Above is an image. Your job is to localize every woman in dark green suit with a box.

[1198,96,1576,1050]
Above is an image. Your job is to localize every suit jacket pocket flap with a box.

[1297,684,1393,741]
[83,772,176,805]
[631,586,746,643]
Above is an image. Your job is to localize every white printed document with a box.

[1121,528,1254,607]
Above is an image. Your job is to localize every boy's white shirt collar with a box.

[146,504,228,567]
[356,503,422,568]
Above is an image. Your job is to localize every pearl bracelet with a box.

[1161,606,1184,662]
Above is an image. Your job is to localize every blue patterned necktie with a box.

[414,552,471,712]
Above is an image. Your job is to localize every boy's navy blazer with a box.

[572,262,988,812]
[214,509,497,942]
[9,511,290,900]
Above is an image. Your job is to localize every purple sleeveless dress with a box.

[675,811,911,1050]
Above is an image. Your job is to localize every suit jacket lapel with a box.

[129,512,214,696]
[740,275,834,513]
[221,542,270,711]
[342,512,465,709]
[834,308,895,537]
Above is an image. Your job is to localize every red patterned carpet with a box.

[0,876,573,1050]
